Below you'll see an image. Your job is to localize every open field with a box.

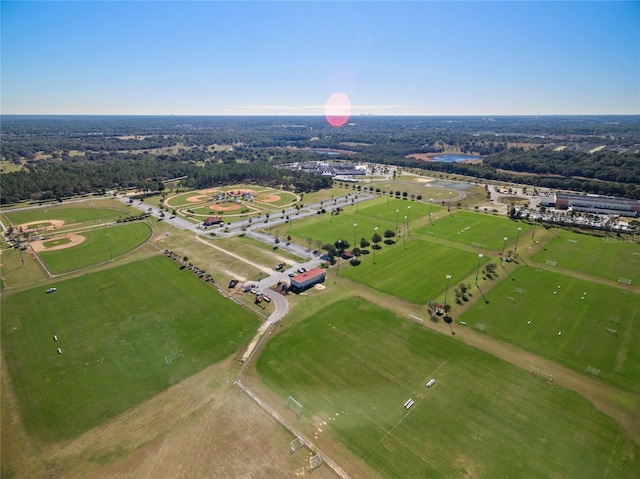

[530,227,640,284]
[4,203,130,230]
[459,266,640,393]
[416,210,532,251]
[38,222,152,274]
[0,256,260,443]
[338,238,487,304]
[256,296,639,479]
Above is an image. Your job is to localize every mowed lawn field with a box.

[460,266,640,393]
[530,228,640,284]
[257,297,639,479]
[38,222,152,274]
[415,210,531,251]
[5,205,127,228]
[1,256,259,443]
[339,238,488,304]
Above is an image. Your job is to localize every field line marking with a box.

[602,433,620,479]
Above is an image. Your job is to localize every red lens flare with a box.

[325,93,351,128]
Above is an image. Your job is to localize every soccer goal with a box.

[309,454,323,470]
[545,260,557,267]
[514,287,523,294]
[605,327,618,336]
[409,314,424,325]
[618,277,632,285]
[471,242,482,248]
[529,367,554,385]
[285,396,303,419]
[608,316,620,324]
[164,350,184,365]
[586,366,601,377]
[290,437,304,453]
[476,323,486,332]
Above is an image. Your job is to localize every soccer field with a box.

[460,266,640,393]
[530,228,640,284]
[257,297,639,479]
[1,256,259,442]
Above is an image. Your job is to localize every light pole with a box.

[429,198,434,224]
[353,223,357,248]
[501,237,508,264]
[532,222,536,241]
[514,227,522,256]
[105,233,113,261]
[475,253,484,286]
[407,206,411,236]
[395,209,399,235]
[373,227,378,264]
[386,184,390,205]
[448,191,452,212]
[444,274,452,309]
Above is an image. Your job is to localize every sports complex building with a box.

[289,268,326,293]
[540,193,640,217]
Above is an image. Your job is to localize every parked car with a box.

[46,287,57,294]
[297,267,307,273]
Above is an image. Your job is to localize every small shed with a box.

[289,268,326,293]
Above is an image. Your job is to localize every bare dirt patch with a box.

[259,195,281,203]
[210,204,241,211]
[186,195,210,203]
[30,234,86,252]
[19,219,66,231]
[414,178,436,183]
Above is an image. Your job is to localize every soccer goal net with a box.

[285,396,303,419]
[309,454,323,470]
[409,314,424,325]
[290,437,304,453]
[586,366,601,377]
[545,260,557,267]
[618,277,632,285]
[164,350,184,365]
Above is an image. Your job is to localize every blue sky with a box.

[1,1,639,115]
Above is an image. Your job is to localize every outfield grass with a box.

[257,297,639,479]
[460,266,640,393]
[6,206,127,227]
[39,222,152,274]
[530,228,640,284]
[0,256,260,442]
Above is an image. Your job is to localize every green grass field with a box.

[415,210,531,251]
[38,222,152,274]
[460,266,640,393]
[257,297,639,479]
[338,238,488,304]
[0,256,260,443]
[530,228,640,284]
[6,206,127,227]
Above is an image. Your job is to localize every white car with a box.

[46,287,57,294]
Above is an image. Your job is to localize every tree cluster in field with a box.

[115,213,150,223]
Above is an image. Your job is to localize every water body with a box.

[432,154,482,162]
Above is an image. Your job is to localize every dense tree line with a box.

[2,115,638,203]
[0,158,331,204]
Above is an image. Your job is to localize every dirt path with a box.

[194,235,274,275]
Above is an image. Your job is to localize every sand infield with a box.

[30,234,86,252]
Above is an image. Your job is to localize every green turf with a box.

[6,206,126,227]
[460,266,640,393]
[415,210,531,251]
[338,238,488,304]
[0,256,259,442]
[257,297,639,479]
[530,228,640,284]
[39,222,152,274]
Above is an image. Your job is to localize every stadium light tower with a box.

[448,191,452,212]
[514,227,522,256]
[395,209,399,235]
[501,237,508,264]
[475,253,484,286]
[105,233,113,261]
[407,206,411,236]
[444,274,452,307]
[429,198,434,223]
[373,227,379,264]
[353,223,357,248]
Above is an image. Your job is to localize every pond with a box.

[432,154,482,162]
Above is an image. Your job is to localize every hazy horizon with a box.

[2,1,638,117]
